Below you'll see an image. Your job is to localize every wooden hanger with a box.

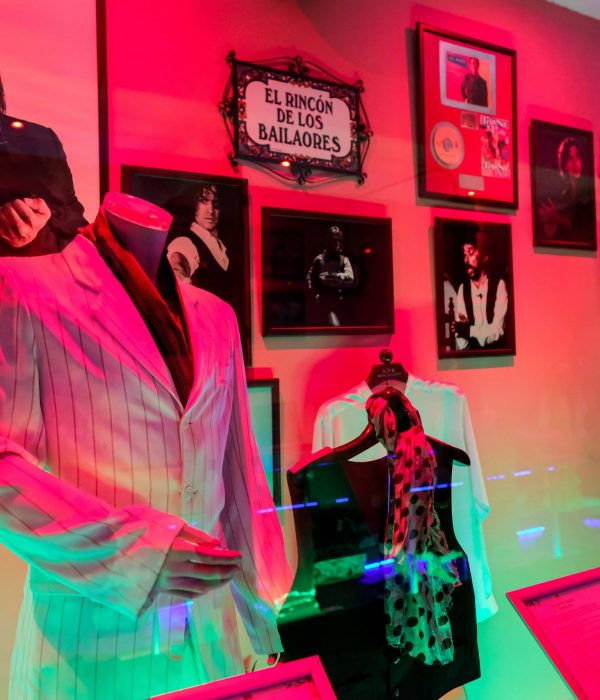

[365,348,408,389]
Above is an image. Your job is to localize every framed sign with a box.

[418,24,518,209]
[221,53,371,185]
[151,655,336,699]
[507,567,600,700]
[530,120,597,250]
[434,218,515,358]
[121,165,252,364]
[261,207,394,336]
[247,379,282,506]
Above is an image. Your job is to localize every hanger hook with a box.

[379,348,393,364]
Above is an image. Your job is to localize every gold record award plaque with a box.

[430,121,464,169]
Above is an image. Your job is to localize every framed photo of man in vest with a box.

[434,218,515,358]
[121,165,252,364]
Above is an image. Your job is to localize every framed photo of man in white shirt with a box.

[434,217,515,358]
[122,165,252,363]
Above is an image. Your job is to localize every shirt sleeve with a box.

[0,263,185,620]
[470,279,508,347]
[42,127,88,240]
[340,256,354,281]
[457,394,497,619]
[454,284,469,351]
[312,403,334,451]
[219,305,293,654]
[167,236,201,280]
[306,255,321,290]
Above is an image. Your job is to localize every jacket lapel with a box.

[62,237,182,406]
[179,288,206,412]
[178,283,231,414]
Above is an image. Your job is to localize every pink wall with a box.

[1,1,598,698]
[104,3,600,696]
[105,0,600,490]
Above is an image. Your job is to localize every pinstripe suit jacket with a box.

[0,236,291,699]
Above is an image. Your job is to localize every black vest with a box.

[463,276,500,325]
[170,229,230,302]
[281,444,480,700]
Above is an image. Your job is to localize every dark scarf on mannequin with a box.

[366,389,460,665]
[81,211,194,406]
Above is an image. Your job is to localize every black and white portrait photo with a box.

[435,218,515,358]
[262,208,394,335]
[122,166,252,362]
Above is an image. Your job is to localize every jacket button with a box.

[183,485,194,501]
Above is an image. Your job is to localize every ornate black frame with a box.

[220,52,372,185]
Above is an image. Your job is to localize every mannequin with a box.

[102,191,172,286]
[97,192,245,601]
[0,194,291,699]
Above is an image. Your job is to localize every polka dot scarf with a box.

[366,390,461,666]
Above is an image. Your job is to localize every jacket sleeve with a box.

[0,263,184,619]
[219,306,293,654]
[41,126,88,241]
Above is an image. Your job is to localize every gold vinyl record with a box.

[430,121,464,169]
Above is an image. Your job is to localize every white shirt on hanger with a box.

[312,374,498,622]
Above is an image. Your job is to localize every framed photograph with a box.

[418,24,518,209]
[434,218,516,358]
[247,379,282,506]
[151,655,336,699]
[261,208,394,335]
[507,567,600,700]
[121,166,252,363]
[530,120,597,250]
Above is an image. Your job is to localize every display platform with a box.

[507,566,600,700]
[151,655,335,699]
